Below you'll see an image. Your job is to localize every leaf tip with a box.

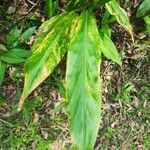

[118,60,122,67]
[18,97,25,112]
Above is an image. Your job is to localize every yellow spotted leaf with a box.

[18,12,79,111]
[106,0,133,38]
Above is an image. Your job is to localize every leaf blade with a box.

[99,30,122,66]
[137,0,150,17]
[66,11,101,150]
[6,28,22,47]
[0,48,31,64]
[106,0,133,36]
[18,26,36,46]
[19,12,78,110]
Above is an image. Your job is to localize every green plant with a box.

[116,83,135,107]
[0,27,36,85]
[136,0,150,17]
[144,134,150,148]
[45,0,59,18]
[18,0,133,149]
[136,0,150,36]
[144,16,150,36]
[0,118,50,149]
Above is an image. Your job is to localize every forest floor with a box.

[0,0,150,150]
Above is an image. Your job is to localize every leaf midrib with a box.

[81,11,88,148]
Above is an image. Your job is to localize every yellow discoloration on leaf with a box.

[106,0,133,40]
[19,12,79,111]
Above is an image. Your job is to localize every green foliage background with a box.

[0,0,150,149]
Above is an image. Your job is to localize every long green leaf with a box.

[66,11,101,150]
[137,0,150,17]
[106,0,133,36]
[99,30,122,65]
[0,56,25,64]
[19,12,79,111]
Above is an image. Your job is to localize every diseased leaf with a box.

[137,0,150,17]
[31,14,65,52]
[0,60,6,85]
[99,31,122,65]
[66,11,101,150]
[19,12,79,111]
[106,0,133,36]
